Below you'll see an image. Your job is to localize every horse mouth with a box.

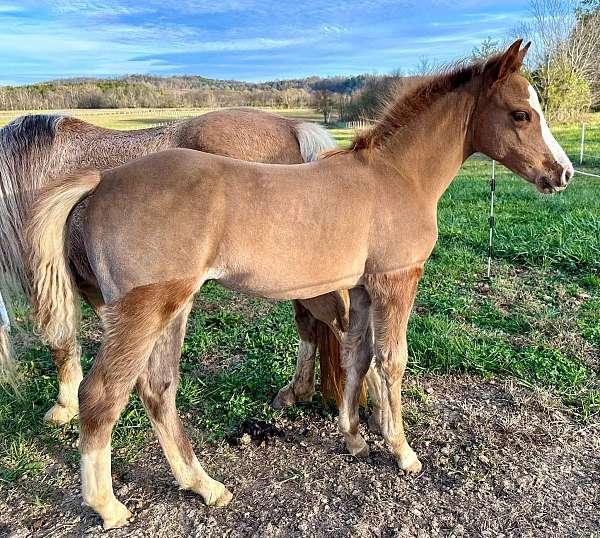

[535,176,564,194]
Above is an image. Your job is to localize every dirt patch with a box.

[2,374,599,538]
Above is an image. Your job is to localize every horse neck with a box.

[377,84,477,201]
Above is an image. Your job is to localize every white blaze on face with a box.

[527,84,573,174]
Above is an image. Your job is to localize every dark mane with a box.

[348,54,502,152]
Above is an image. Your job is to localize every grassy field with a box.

[0,108,599,518]
[0,107,323,130]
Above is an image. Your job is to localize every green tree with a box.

[531,60,592,121]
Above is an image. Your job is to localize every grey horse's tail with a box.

[0,114,65,380]
[293,121,336,162]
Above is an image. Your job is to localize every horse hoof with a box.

[101,504,132,530]
[346,436,370,459]
[44,403,78,424]
[354,443,370,459]
[214,488,233,507]
[272,387,295,409]
[207,486,233,507]
[272,385,313,409]
[397,455,422,474]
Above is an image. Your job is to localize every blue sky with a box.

[0,1,529,85]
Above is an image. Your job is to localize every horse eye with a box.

[512,111,529,122]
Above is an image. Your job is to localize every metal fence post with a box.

[580,122,586,165]
[486,160,496,279]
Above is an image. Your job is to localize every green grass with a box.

[0,108,599,487]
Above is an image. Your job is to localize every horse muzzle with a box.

[535,164,574,194]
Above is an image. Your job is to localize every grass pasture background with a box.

[0,107,599,535]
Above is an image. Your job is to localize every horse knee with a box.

[377,349,407,381]
[78,375,128,442]
[137,374,175,422]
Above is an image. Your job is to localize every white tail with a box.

[294,122,336,162]
[26,170,101,349]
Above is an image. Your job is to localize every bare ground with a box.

[2,374,599,538]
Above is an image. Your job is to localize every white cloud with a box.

[0,3,24,12]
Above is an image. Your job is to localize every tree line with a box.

[0,74,371,112]
[0,79,310,111]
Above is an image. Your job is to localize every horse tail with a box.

[293,121,336,162]
[317,321,368,408]
[25,170,101,353]
[316,321,344,406]
[0,114,66,380]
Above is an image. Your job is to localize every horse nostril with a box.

[558,165,574,188]
[565,166,574,182]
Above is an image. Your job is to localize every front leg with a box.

[365,265,423,473]
[338,287,373,457]
[365,366,384,434]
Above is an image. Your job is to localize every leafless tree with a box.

[518,0,600,105]
[471,37,501,61]
[413,57,437,76]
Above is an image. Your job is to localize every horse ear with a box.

[493,39,525,85]
[518,41,531,63]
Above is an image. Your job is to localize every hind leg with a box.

[78,279,198,529]
[136,302,231,507]
[272,301,317,409]
[44,339,83,424]
[44,287,103,424]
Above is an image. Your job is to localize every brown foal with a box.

[26,40,573,529]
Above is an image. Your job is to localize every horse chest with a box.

[367,206,438,274]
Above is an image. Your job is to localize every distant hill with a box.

[41,74,372,93]
[0,73,373,111]
[0,72,421,121]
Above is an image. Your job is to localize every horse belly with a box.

[211,242,365,300]
[214,270,363,300]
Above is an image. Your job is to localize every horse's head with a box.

[472,39,574,194]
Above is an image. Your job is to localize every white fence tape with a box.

[0,290,10,330]
[574,169,600,179]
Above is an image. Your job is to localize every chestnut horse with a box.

[0,107,361,422]
[26,41,573,529]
